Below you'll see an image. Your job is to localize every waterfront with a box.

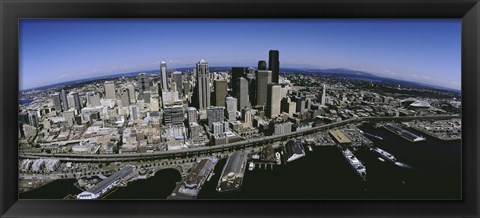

[22,123,461,200]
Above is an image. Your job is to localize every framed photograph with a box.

[1,0,479,217]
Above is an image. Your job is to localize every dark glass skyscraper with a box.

[268,50,280,83]
[231,67,245,95]
[258,60,267,70]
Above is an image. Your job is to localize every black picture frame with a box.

[1,0,479,217]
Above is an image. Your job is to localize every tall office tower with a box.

[256,70,272,106]
[231,67,245,95]
[248,77,256,108]
[87,92,101,107]
[67,95,75,110]
[150,97,160,112]
[225,96,237,121]
[187,107,198,123]
[160,61,168,91]
[52,93,62,112]
[236,77,251,111]
[28,111,38,127]
[143,91,152,104]
[63,109,75,126]
[207,106,224,129]
[242,108,252,128]
[195,59,211,110]
[137,73,150,99]
[267,83,282,118]
[214,79,228,107]
[321,84,326,106]
[258,60,267,70]
[104,81,116,99]
[129,104,140,121]
[71,92,82,112]
[163,103,185,125]
[126,84,136,103]
[173,71,183,97]
[268,50,280,83]
[60,89,69,111]
[120,88,131,107]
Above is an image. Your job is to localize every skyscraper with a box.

[137,73,150,99]
[267,83,281,118]
[236,77,251,111]
[173,71,183,97]
[268,50,280,83]
[126,83,136,103]
[256,70,272,106]
[231,67,245,95]
[120,88,131,107]
[195,59,211,110]
[160,61,168,91]
[187,107,198,123]
[207,106,224,129]
[86,92,101,107]
[60,89,69,111]
[71,92,82,112]
[104,81,116,99]
[214,79,228,107]
[258,60,267,70]
[52,93,62,112]
[321,84,326,106]
[225,96,237,121]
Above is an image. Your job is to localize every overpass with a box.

[19,114,459,162]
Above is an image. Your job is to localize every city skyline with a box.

[20,19,461,90]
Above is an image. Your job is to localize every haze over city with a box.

[20,19,461,90]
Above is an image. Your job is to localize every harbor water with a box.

[21,123,461,200]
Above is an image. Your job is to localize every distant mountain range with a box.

[21,67,460,93]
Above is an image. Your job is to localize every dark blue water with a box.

[20,123,461,199]
[19,99,34,105]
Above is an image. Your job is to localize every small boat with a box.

[248,162,255,171]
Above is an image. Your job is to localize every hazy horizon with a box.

[20,19,461,90]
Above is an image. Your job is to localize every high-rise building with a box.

[60,89,69,111]
[321,84,326,106]
[67,95,75,110]
[258,60,267,70]
[187,107,198,123]
[236,77,250,111]
[64,109,76,126]
[52,93,62,112]
[212,121,228,135]
[126,83,136,103]
[231,67,245,95]
[195,59,211,110]
[120,88,131,107]
[71,92,82,112]
[87,92,101,107]
[173,71,183,97]
[137,73,150,99]
[268,50,280,83]
[267,83,281,118]
[104,81,116,99]
[207,106,224,129]
[214,79,228,107]
[225,96,237,121]
[242,108,252,128]
[129,104,140,121]
[160,61,168,91]
[163,102,184,125]
[256,70,272,106]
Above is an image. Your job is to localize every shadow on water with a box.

[20,178,80,199]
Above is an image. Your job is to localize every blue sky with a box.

[20,19,461,90]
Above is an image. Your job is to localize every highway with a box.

[19,114,459,162]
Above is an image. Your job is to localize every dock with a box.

[383,123,426,142]
[169,157,218,199]
[216,151,248,192]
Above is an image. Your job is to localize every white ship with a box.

[342,148,367,181]
[372,147,397,162]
